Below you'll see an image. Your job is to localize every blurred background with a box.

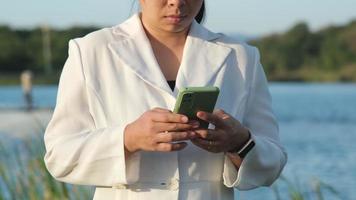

[0,0,356,199]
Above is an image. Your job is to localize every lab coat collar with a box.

[109,13,232,98]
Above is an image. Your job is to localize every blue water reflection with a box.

[1,83,356,199]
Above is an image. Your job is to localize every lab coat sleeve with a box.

[44,39,140,187]
[223,47,287,190]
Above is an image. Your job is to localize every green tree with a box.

[0,26,31,72]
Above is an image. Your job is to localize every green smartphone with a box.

[173,86,220,129]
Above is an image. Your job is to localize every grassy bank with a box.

[1,68,356,86]
[266,64,356,82]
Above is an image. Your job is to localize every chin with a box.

[164,24,191,33]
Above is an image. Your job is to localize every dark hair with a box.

[195,1,205,24]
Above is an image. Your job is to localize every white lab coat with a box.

[44,14,287,200]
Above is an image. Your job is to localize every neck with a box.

[140,16,188,48]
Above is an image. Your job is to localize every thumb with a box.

[214,109,243,128]
[213,109,231,120]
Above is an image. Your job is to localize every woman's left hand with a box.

[191,109,250,153]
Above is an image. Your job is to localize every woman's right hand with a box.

[124,107,199,154]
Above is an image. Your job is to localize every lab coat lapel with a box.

[176,21,232,91]
[109,14,232,98]
[109,14,171,95]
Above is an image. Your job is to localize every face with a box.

[139,0,204,33]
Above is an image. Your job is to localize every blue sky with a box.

[1,0,356,36]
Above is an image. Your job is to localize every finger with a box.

[192,138,222,147]
[196,111,226,128]
[191,139,207,150]
[188,119,200,125]
[151,112,189,123]
[154,121,200,132]
[156,142,187,152]
[191,139,220,153]
[156,131,196,143]
[194,129,220,140]
[152,107,172,113]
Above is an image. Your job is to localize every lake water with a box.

[1,83,356,200]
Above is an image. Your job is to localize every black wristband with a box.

[228,132,255,158]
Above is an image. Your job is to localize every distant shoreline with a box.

[0,72,355,86]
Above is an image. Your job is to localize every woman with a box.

[44,0,287,199]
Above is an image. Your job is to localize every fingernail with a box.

[197,112,203,117]
[182,116,188,122]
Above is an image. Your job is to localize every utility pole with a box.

[41,24,52,75]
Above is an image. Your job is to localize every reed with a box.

[0,112,94,199]
[0,134,93,200]
[272,175,342,200]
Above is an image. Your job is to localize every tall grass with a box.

[272,175,342,200]
[0,112,94,200]
[0,135,94,200]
